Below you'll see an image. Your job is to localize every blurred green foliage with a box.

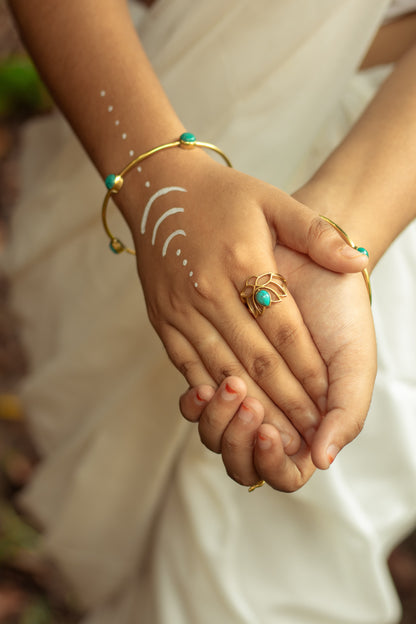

[0,56,52,118]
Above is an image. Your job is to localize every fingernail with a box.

[280,431,292,449]
[221,382,238,401]
[340,245,364,259]
[194,388,213,405]
[257,433,272,450]
[195,392,206,405]
[304,426,317,446]
[327,444,340,466]
[238,404,253,424]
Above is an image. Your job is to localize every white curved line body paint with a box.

[152,208,185,246]
[141,187,187,234]
[162,230,186,257]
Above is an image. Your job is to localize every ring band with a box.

[240,272,288,318]
[320,215,372,304]
[248,480,265,492]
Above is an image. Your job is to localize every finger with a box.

[221,396,264,486]
[179,385,216,423]
[264,194,369,273]
[172,312,303,454]
[254,424,316,492]
[197,377,248,453]
[159,323,216,387]
[191,281,323,438]
[252,282,328,413]
[310,333,377,470]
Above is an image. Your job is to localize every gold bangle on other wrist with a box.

[320,215,372,304]
[101,132,232,255]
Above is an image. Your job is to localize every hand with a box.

[180,246,376,492]
[119,147,368,454]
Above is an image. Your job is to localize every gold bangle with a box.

[320,215,372,304]
[101,132,232,255]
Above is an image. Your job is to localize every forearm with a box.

[297,40,416,272]
[9,0,186,222]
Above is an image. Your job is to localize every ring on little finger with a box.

[240,272,288,319]
[248,479,266,492]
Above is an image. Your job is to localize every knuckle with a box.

[217,363,245,383]
[272,322,299,351]
[249,352,281,381]
[308,216,331,248]
[177,358,199,381]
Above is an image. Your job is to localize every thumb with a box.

[267,197,369,274]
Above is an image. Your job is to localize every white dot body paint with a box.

[129,150,134,157]
[189,271,193,277]
[183,259,188,266]
[176,249,181,256]
[122,133,127,140]
[115,120,120,126]
[108,105,113,112]
[151,208,185,246]
[100,90,106,97]
[162,230,187,257]
[137,166,142,173]
[141,186,187,234]
[145,181,150,188]
[194,283,198,288]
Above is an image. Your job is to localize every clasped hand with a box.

[121,149,375,492]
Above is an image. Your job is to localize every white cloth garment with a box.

[5,1,416,622]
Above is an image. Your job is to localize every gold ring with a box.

[240,272,288,318]
[248,480,265,492]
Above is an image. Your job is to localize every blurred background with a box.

[0,2,415,622]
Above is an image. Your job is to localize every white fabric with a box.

[385,0,416,21]
[5,1,416,622]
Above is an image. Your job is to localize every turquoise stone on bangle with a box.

[105,174,116,190]
[109,238,124,254]
[356,246,369,257]
[105,174,123,192]
[180,132,196,148]
[255,289,271,307]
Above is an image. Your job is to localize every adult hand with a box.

[119,147,368,454]
[180,244,376,491]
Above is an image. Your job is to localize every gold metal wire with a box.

[320,215,372,304]
[248,480,265,492]
[240,272,288,318]
[101,136,232,255]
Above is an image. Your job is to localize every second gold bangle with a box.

[320,215,372,304]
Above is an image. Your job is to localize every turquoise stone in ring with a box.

[356,246,369,258]
[255,289,271,307]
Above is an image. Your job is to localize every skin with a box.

[181,14,416,490]
[8,2,416,490]
[8,0,368,477]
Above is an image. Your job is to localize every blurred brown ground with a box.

[0,2,416,623]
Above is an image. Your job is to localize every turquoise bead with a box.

[255,289,271,307]
[180,132,196,144]
[109,238,124,254]
[356,246,369,257]
[105,174,116,190]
